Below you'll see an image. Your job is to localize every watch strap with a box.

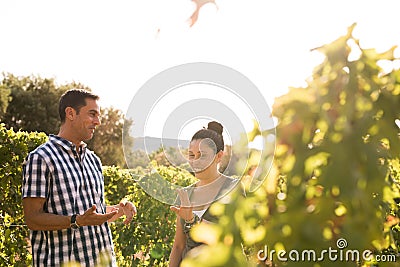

[70,214,80,229]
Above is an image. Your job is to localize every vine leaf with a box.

[189,0,218,27]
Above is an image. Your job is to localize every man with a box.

[22,89,137,266]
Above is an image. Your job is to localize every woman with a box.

[169,121,240,267]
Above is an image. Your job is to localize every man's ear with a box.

[216,150,224,163]
[65,107,75,121]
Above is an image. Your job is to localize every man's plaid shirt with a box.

[22,135,116,266]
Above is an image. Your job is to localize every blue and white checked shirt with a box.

[22,135,116,267]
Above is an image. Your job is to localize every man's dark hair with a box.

[59,89,99,123]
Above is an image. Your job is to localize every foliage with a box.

[2,25,400,267]
[0,79,10,120]
[189,0,217,27]
[0,73,133,168]
[0,73,87,134]
[87,108,134,167]
[0,123,196,267]
[104,164,195,267]
[124,149,150,169]
[183,24,400,267]
[0,123,47,266]
[151,146,187,167]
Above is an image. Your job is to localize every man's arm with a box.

[23,197,118,231]
[23,197,71,230]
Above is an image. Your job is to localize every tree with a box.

[1,73,133,168]
[87,107,134,167]
[0,79,11,120]
[1,73,88,134]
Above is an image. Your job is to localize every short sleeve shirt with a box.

[22,135,116,267]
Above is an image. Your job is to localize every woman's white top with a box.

[193,208,208,219]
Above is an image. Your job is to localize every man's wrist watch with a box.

[70,214,80,230]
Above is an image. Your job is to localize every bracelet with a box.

[183,214,200,234]
[185,215,195,224]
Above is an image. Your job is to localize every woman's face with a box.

[188,138,218,173]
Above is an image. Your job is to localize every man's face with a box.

[72,98,101,141]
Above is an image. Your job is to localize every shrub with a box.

[104,163,196,266]
[0,123,196,266]
[0,123,47,266]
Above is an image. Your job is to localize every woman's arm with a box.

[169,217,186,267]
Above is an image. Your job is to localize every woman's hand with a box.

[170,188,193,221]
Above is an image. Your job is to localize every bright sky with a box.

[1,0,400,140]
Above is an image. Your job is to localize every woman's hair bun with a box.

[207,121,223,135]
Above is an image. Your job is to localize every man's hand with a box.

[107,199,137,224]
[77,204,118,226]
[118,200,137,225]
[22,198,118,230]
